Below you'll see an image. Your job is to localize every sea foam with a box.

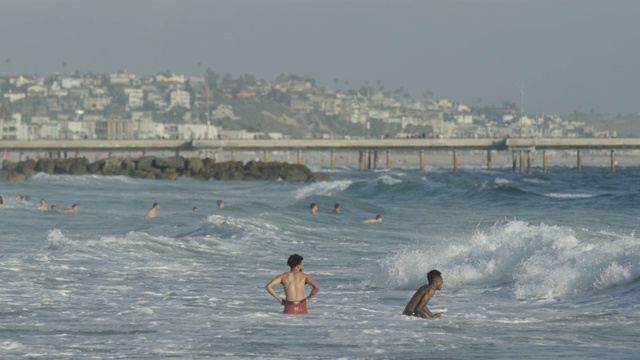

[381,220,640,300]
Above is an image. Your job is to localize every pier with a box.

[2,138,640,173]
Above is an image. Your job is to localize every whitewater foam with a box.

[382,220,640,300]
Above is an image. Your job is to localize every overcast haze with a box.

[2,0,638,115]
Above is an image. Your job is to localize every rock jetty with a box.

[0,156,331,183]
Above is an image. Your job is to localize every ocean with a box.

[1,164,639,359]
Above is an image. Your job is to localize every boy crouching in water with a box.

[403,269,444,319]
[266,254,320,315]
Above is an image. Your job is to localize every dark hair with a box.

[0,195,3,205]
[427,270,442,284]
[153,202,159,207]
[287,254,304,268]
[310,203,317,209]
[375,214,382,220]
[334,203,340,209]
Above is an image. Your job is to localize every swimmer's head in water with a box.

[287,254,304,269]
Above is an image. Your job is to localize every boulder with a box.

[96,157,121,175]
[17,159,37,172]
[121,157,137,172]
[69,158,90,175]
[2,160,18,172]
[36,159,55,174]
[152,156,185,170]
[136,156,156,172]
[185,158,204,175]
[54,158,78,173]
[7,171,27,183]
[22,168,38,179]
[157,168,179,179]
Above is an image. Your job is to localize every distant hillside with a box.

[573,113,640,137]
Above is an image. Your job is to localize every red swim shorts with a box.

[283,300,308,315]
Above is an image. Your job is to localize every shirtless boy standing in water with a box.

[266,254,320,315]
[403,269,444,319]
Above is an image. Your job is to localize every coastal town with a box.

[0,69,612,142]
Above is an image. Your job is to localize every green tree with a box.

[0,104,12,120]
[167,106,189,123]
[205,68,219,87]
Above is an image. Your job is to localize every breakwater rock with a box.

[0,156,331,183]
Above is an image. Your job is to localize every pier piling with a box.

[577,150,582,172]
[373,151,379,170]
[453,150,458,172]
[611,149,616,173]
[386,150,391,169]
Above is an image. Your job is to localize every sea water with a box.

[1,165,639,359]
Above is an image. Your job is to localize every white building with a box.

[125,88,144,109]
[3,92,26,102]
[156,73,186,85]
[131,111,155,139]
[211,104,238,120]
[61,77,84,89]
[147,92,168,109]
[27,84,48,97]
[31,116,60,139]
[169,89,191,110]
[109,70,139,86]
[49,82,69,97]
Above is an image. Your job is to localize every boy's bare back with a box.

[403,270,443,319]
[278,271,314,302]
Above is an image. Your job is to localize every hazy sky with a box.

[2,0,638,115]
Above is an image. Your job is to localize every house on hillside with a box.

[169,89,191,109]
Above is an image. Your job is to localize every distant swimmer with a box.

[310,203,318,215]
[362,214,382,223]
[192,207,198,212]
[334,203,341,214]
[0,195,3,208]
[50,204,58,212]
[60,204,79,216]
[37,199,47,210]
[403,270,444,319]
[16,194,23,201]
[265,254,320,315]
[217,199,224,209]
[145,202,160,219]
